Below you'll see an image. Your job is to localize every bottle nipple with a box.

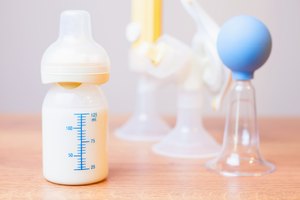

[59,10,92,41]
[41,10,110,85]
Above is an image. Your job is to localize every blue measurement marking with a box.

[73,113,90,171]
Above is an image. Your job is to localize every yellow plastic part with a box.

[57,74,110,89]
[95,73,110,85]
[132,0,162,47]
[58,82,82,89]
[147,43,168,65]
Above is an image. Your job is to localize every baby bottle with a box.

[41,10,110,185]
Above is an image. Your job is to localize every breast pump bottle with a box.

[41,11,110,185]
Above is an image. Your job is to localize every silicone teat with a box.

[59,10,92,40]
[206,15,275,176]
[41,10,110,85]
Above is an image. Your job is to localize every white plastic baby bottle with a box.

[41,10,110,185]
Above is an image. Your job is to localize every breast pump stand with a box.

[115,0,171,141]
[41,11,110,185]
[117,0,230,159]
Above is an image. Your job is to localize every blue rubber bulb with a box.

[217,15,272,80]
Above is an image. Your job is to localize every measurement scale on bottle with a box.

[66,113,97,171]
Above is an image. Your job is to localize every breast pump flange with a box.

[115,30,174,142]
[115,32,195,142]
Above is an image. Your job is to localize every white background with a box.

[0,0,299,116]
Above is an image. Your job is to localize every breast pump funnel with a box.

[205,15,275,176]
[115,74,170,141]
[153,90,220,158]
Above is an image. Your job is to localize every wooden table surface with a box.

[0,115,299,200]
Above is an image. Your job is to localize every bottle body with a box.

[42,84,108,185]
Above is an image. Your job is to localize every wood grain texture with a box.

[0,115,299,200]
